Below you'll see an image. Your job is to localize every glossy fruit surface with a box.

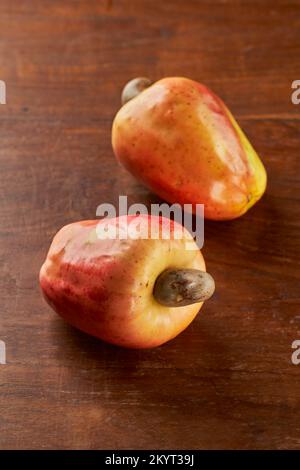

[40,215,208,348]
[112,77,267,220]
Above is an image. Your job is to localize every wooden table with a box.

[1,0,300,450]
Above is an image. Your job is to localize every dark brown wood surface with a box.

[1,0,300,450]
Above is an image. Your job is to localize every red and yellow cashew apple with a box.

[40,215,215,349]
[112,77,267,220]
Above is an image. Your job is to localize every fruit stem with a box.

[153,269,215,307]
[121,77,152,105]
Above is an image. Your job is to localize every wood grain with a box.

[0,0,300,449]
